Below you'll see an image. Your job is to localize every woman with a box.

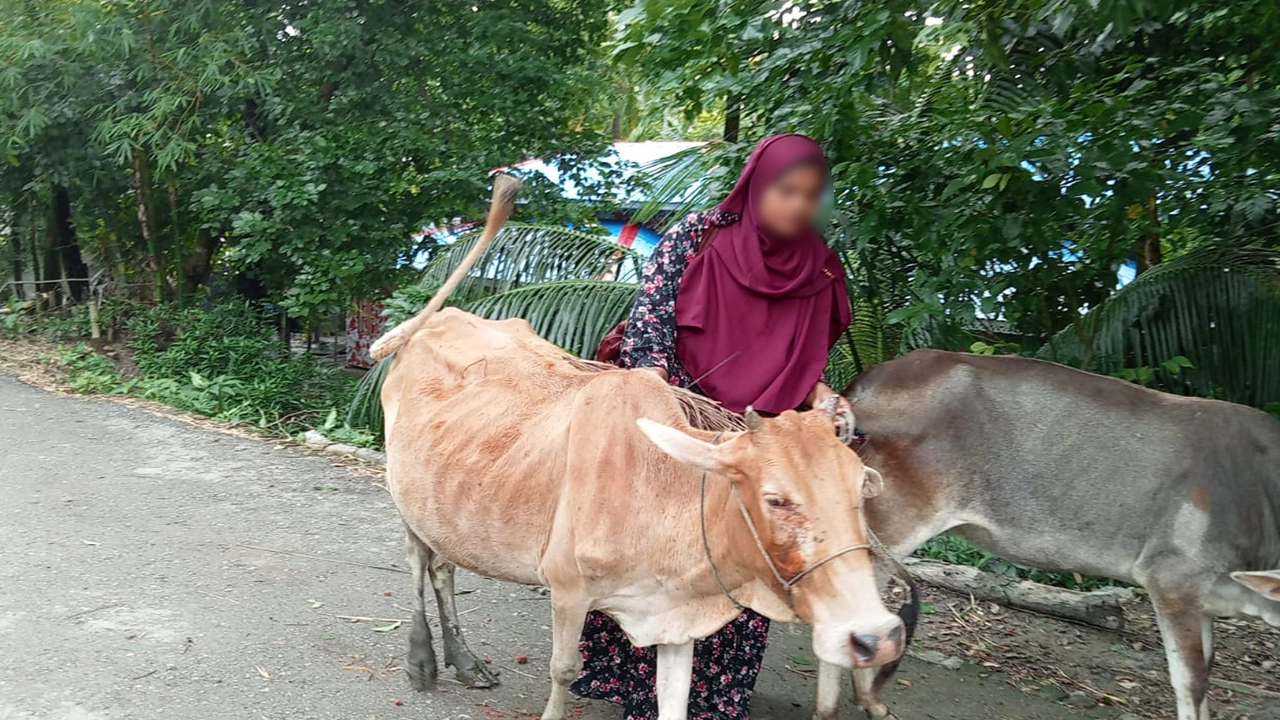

[572,134,853,719]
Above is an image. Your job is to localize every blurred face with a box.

[756,162,826,239]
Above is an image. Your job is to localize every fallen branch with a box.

[905,558,1129,631]
[495,663,541,681]
[330,614,412,623]
[1210,677,1280,699]
[302,430,387,464]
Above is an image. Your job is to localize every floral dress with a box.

[571,208,771,720]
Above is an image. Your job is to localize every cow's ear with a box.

[1232,570,1280,601]
[862,467,884,499]
[636,418,724,474]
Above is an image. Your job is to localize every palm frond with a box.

[418,223,643,302]
[824,341,860,395]
[629,143,736,225]
[1042,245,1280,407]
[464,279,639,359]
[348,280,640,436]
[347,355,390,437]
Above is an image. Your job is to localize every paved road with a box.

[0,374,1103,720]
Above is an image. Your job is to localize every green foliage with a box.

[1044,246,1280,406]
[1113,356,1195,387]
[319,405,379,451]
[58,344,126,395]
[467,280,639,359]
[615,0,1280,401]
[346,356,390,439]
[628,144,734,225]
[1,299,32,339]
[969,340,1024,357]
[0,0,616,316]
[415,224,644,305]
[123,302,355,424]
[916,535,1118,592]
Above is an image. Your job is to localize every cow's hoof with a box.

[406,664,439,693]
[862,708,897,720]
[454,656,500,688]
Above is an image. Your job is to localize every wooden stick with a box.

[330,614,412,623]
[236,543,409,574]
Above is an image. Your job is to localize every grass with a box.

[916,534,1120,592]
[11,299,377,445]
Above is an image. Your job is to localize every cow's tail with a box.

[369,173,522,361]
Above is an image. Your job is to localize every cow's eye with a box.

[765,495,792,509]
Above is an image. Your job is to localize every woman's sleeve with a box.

[619,214,703,374]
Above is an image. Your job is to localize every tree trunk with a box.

[41,200,65,303]
[27,206,41,294]
[168,184,186,305]
[6,216,21,299]
[723,94,741,143]
[133,147,163,302]
[52,184,88,302]
[184,228,218,295]
[1134,194,1161,275]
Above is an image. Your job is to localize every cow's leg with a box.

[654,641,695,720]
[1201,615,1215,667]
[851,666,897,719]
[813,660,842,720]
[404,529,439,692]
[542,595,589,720]
[1147,586,1212,720]
[427,550,499,687]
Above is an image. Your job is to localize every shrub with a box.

[1,298,33,338]
[122,302,356,425]
[916,534,1118,592]
[58,344,126,395]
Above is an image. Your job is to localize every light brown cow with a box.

[379,308,904,720]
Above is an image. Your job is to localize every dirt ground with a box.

[1,342,1277,720]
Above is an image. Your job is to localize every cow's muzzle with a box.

[849,618,906,668]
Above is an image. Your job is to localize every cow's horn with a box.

[744,406,762,433]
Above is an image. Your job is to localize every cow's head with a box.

[637,408,905,669]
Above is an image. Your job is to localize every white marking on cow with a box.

[1171,502,1210,557]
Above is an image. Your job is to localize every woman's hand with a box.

[805,381,844,410]
[638,365,669,383]
[807,381,855,442]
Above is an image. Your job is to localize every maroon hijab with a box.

[675,134,851,414]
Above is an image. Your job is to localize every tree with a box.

[0,0,617,321]
[606,0,1280,404]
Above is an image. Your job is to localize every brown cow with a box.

[820,349,1280,720]
[378,309,905,720]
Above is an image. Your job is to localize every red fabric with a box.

[595,320,628,366]
[674,134,850,414]
[618,223,639,247]
[347,300,386,369]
